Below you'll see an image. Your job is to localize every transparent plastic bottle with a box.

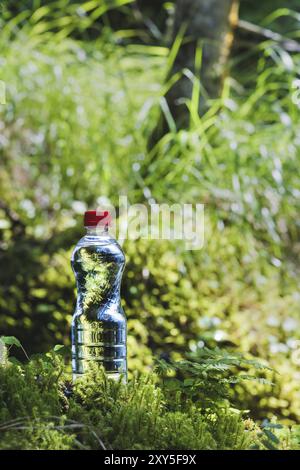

[71,210,127,381]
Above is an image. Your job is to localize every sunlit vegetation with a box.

[1,0,300,449]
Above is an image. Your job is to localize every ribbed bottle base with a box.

[72,371,127,383]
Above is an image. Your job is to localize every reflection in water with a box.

[71,235,126,380]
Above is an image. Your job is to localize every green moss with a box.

[0,352,261,450]
[1,349,300,450]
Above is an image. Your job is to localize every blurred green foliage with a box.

[0,0,300,431]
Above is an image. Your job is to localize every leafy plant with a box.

[0,335,29,361]
[156,347,273,409]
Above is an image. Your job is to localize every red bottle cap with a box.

[84,210,111,227]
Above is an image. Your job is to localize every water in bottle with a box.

[71,210,127,381]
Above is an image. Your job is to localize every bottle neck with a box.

[85,225,109,236]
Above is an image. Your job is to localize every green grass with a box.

[1,2,300,440]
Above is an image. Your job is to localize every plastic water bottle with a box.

[71,210,127,381]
